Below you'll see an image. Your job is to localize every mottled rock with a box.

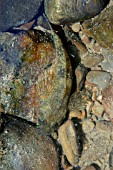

[0,0,43,31]
[92,101,104,117]
[0,114,58,170]
[102,84,113,119]
[91,6,113,50]
[45,0,108,25]
[58,120,79,166]
[0,29,72,133]
[68,90,91,112]
[86,70,112,90]
[100,49,113,72]
[84,165,96,170]
[79,120,113,169]
[81,53,104,68]
[75,64,87,92]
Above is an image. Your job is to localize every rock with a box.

[0,114,59,170]
[75,64,87,92]
[81,53,104,68]
[79,120,113,169]
[92,101,104,117]
[0,0,43,31]
[84,165,96,170]
[45,0,108,25]
[100,49,113,72]
[58,120,79,166]
[71,22,81,32]
[68,90,91,112]
[91,6,113,50]
[86,70,112,90]
[102,84,113,119]
[0,29,72,133]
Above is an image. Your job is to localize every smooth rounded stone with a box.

[91,6,113,50]
[86,71,112,90]
[102,85,113,119]
[0,0,43,32]
[0,114,59,170]
[0,30,72,133]
[44,0,108,25]
[81,53,104,68]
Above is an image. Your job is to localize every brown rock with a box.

[58,120,79,166]
[102,84,113,119]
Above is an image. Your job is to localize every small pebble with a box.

[71,22,81,32]
[102,84,113,119]
[86,70,112,90]
[92,101,104,117]
[81,53,104,68]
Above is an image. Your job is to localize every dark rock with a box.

[0,114,58,170]
[0,0,43,31]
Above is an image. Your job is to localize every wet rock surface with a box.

[1,0,113,170]
[0,114,58,170]
[0,30,72,133]
[44,0,108,25]
[0,0,43,31]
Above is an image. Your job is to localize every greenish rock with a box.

[0,29,72,133]
[91,6,113,50]
[45,0,108,25]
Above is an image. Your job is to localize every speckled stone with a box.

[91,6,113,50]
[0,114,58,170]
[0,0,43,31]
[102,84,113,119]
[0,30,72,133]
[81,53,104,68]
[86,70,112,90]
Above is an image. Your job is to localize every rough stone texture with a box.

[0,114,59,170]
[58,120,79,166]
[79,121,113,169]
[86,70,112,90]
[91,6,113,50]
[0,0,43,31]
[100,49,113,72]
[0,30,72,133]
[81,52,104,68]
[45,0,108,25]
[102,84,113,119]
